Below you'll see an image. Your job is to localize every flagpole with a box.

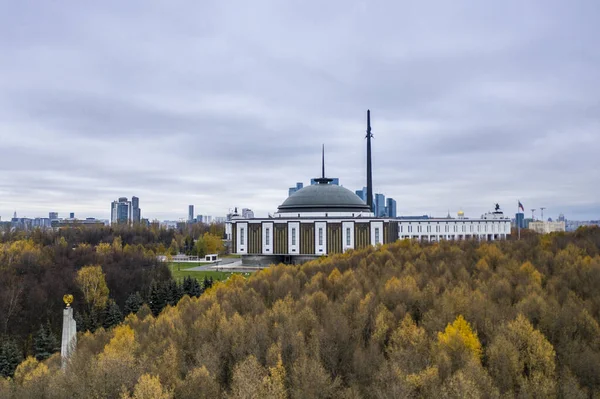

[517,200,521,240]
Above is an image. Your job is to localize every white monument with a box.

[61,294,77,369]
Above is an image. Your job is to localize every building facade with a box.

[386,198,397,218]
[289,182,304,197]
[132,196,141,223]
[375,193,386,217]
[515,212,525,229]
[229,111,510,265]
[528,221,566,234]
[230,178,511,265]
[110,196,141,225]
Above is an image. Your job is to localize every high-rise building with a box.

[288,182,304,197]
[188,205,194,222]
[515,212,525,229]
[131,196,141,223]
[69,212,75,219]
[111,197,135,225]
[49,212,58,220]
[355,187,368,202]
[375,193,386,217]
[386,198,397,218]
[242,208,254,219]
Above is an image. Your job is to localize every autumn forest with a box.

[1,226,600,398]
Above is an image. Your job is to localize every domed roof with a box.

[278,183,371,213]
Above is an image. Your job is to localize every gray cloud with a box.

[0,0,599,222]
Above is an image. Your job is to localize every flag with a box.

[518,201,524,212]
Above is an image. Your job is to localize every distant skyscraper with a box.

[386,198,397,218]
[375,193,386,217]
[242,208,254,219]
[132,196,141,223]
[515,212,525,229]
[49,212,58,220]
[188,205,194,222]
[111,197,138,225]
[355,187,368,202]
[69,212,75,219]
[288,182,304,196]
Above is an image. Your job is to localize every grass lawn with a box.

[169,262,247,282]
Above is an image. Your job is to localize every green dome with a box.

[278,183,371,213]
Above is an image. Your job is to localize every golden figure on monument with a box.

[63,294,74,307]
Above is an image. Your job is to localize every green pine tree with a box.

[191,277,202,297]
[148,280,167,316]
[182,276,192,296]
[124,292,144,315]
[74,310,85,332]
[203,276,214,291]
[34,322,59,361]
[103,300,123,329]
[166,279,183,306]
[0,339,22,378]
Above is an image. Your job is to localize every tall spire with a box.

[314,144,333,185]
[322,144,325,179]
[366,110,374,212]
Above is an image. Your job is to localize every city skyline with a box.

[1,1,599,221]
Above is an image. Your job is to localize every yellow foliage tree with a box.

[202,232,224,255]
[175,366,220,399]
[437,315,482,372]
[487,314,556,397]
[262,354,288,399]
[518,261,543,287]
[96,325,141,398]
[388,314,430,374]
[13,356,49,386]
[122,374,173,399]
[96,242,112,255]
[100,324,138,363]
[229,355,266,399]
[76,265,109,313]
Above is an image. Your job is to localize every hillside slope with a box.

[2,228,600,398]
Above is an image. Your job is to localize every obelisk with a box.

[61,294,77,369]
[366,110,374,212]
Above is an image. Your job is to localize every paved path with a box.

[186,258,265,273]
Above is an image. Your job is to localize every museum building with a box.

[229,111,511,265]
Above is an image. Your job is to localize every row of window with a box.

[242,226,381,248]
[242,224,506,248]
[400,224,507,233]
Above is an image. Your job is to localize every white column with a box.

[262,222,273,254]
[315,222,327,255]
[236,222,248,254]
[61,307,77,369]
[342,222,355,251]
[371,221,384,246]
[288,222,300,254]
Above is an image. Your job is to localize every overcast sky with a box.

[1,0,599,222]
